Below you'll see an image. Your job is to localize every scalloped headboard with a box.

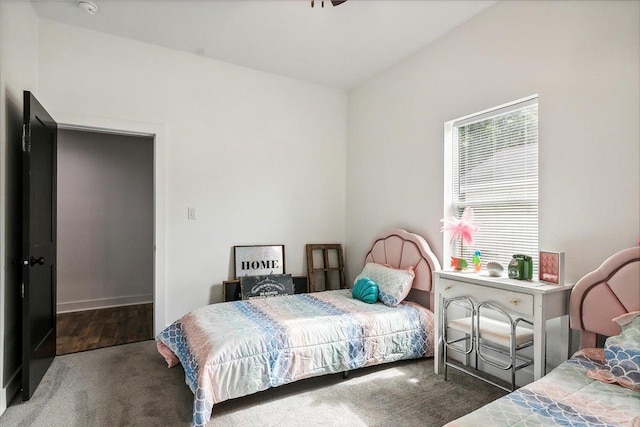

[362,228,441,310]
[570,246,640,349]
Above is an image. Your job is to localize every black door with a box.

[22,91,57,400]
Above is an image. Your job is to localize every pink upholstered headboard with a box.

[570,246,640,349]
[362,228,441,310]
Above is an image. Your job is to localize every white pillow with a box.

[354,263,415,307]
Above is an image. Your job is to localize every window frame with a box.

[443,95,539,273]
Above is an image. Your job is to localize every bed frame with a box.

[569,246,640,349]
[363,228,441,310]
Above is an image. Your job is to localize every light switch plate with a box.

[188,207,196,220]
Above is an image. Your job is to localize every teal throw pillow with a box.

[352,277,379,304]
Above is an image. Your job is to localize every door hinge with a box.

[21,282,25,299]
[21,123,31,153]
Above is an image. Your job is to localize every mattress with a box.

[156,289,434,426]
[445,348,640,426]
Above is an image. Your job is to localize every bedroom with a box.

[0,0,638,424]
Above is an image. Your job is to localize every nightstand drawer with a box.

[438,278,534,317]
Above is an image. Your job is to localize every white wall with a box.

[57,129,154,312]
[346,1,639,286]
[38,19,348,324]
[0,1,39,415]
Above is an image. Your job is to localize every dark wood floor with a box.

[56,303,153,355]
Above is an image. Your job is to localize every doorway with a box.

[55,129,154,354]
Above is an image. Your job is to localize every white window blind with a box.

[449,97,538,273]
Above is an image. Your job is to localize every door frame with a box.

[55,113,166,334]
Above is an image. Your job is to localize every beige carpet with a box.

[1,340,506,426]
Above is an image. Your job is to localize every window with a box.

[444,96,538,273]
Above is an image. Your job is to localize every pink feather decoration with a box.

[440,207,479,246]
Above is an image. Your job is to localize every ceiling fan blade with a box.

[331,0,347,6]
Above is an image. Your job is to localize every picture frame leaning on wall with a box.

[240,274,294,300]
[539,251,564,285]
[234,245,285,279]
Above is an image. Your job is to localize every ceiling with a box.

[30,0,496,89]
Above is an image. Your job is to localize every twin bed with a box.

[157,229,639,426]
[156,229,441,426]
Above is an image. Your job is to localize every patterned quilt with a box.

[446,348,640,427]
[156,289,434,426]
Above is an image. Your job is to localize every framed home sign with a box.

[234,245,285,279]
[539,251,565,285]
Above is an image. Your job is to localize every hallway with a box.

[56,303,153,355]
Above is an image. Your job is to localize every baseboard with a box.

[1,367,21,416]
[57,294,153,313]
